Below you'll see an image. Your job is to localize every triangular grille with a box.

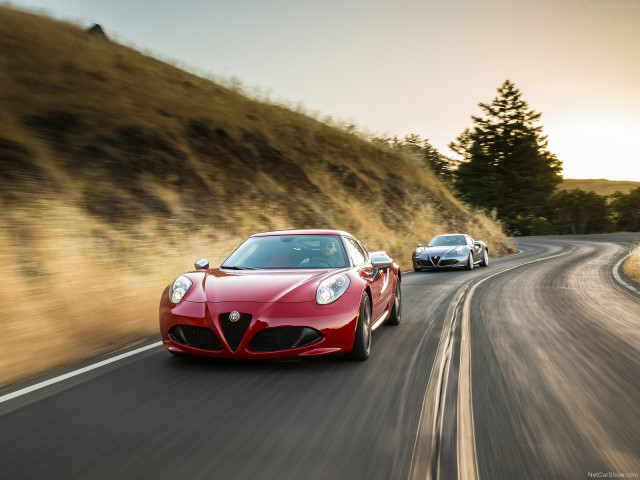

[219,313,252,351]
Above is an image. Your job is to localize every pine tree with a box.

[449,80,563,234]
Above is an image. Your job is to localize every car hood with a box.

[185,268,347,303]
[423,246,464,256]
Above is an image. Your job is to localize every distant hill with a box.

[560,179,640,196]
[0,5,514,387]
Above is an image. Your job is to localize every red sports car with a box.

[159,230,401,360]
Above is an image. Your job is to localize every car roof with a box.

[251,229,352,237]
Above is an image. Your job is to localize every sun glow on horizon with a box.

[545,115,640,181]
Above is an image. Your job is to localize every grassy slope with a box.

[0,5,515,387]
[559,178,640,196]
[624,244,640,284]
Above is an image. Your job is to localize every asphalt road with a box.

[1,234,639,480]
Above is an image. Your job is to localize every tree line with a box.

[374,80,639,236]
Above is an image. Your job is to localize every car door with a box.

[466,235,480,262]
[343,236,391,325]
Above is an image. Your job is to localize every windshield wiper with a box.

[220,265,257,270]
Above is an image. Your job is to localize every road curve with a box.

[471,235,640,479]
[0,234,638,480]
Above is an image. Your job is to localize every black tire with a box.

[465,252,474,271]
[386,278,401,325]
[345,292,372,361]
[480,248,489,267]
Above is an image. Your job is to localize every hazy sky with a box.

[8,0,640,181]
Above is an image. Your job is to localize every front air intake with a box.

[169,325,223,351]
[249,327,323,352]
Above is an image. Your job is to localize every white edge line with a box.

[613,254,640,294]
[0,341,162,404]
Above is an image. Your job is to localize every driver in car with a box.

[298,238,344,267]
[319,238,342,267]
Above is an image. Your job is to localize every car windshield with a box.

[220,235,350,269]
[428,235,466,247]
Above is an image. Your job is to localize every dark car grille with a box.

[169,325,223,351]
[220,313,253,351]
[418,256,459,268]
[249,327,323,352]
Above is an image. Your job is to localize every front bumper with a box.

[159,289,361,359]
[412,253,465,269]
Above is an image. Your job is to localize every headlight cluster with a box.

[456,246,465,255]
[316,273,350,305]
[170,275,192,304]
[415,247,424,255]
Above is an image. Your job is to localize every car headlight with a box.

[456,246,465,255]
[170,275,192,304]
[316,273,350,305]
[415,247,424,255]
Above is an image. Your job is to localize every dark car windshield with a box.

[220,235,349,269]
[428,235,466,247]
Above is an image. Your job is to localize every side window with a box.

[465,236,474,247]
[343,237,367,266]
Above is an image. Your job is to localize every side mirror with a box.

[194,259,209,270]
[371,255,393,270]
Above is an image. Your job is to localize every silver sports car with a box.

[412,234,488,271]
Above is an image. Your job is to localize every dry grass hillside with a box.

[0,5,515,388]
[624,243,640,285]
[559,179,640,196]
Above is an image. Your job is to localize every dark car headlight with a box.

[170,275,192,304]
[316,273,350,305]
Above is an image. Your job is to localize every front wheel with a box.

[480,249,489,267]
[465,252,474,271]
[345,292,372,361]
[386,278,401,325]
